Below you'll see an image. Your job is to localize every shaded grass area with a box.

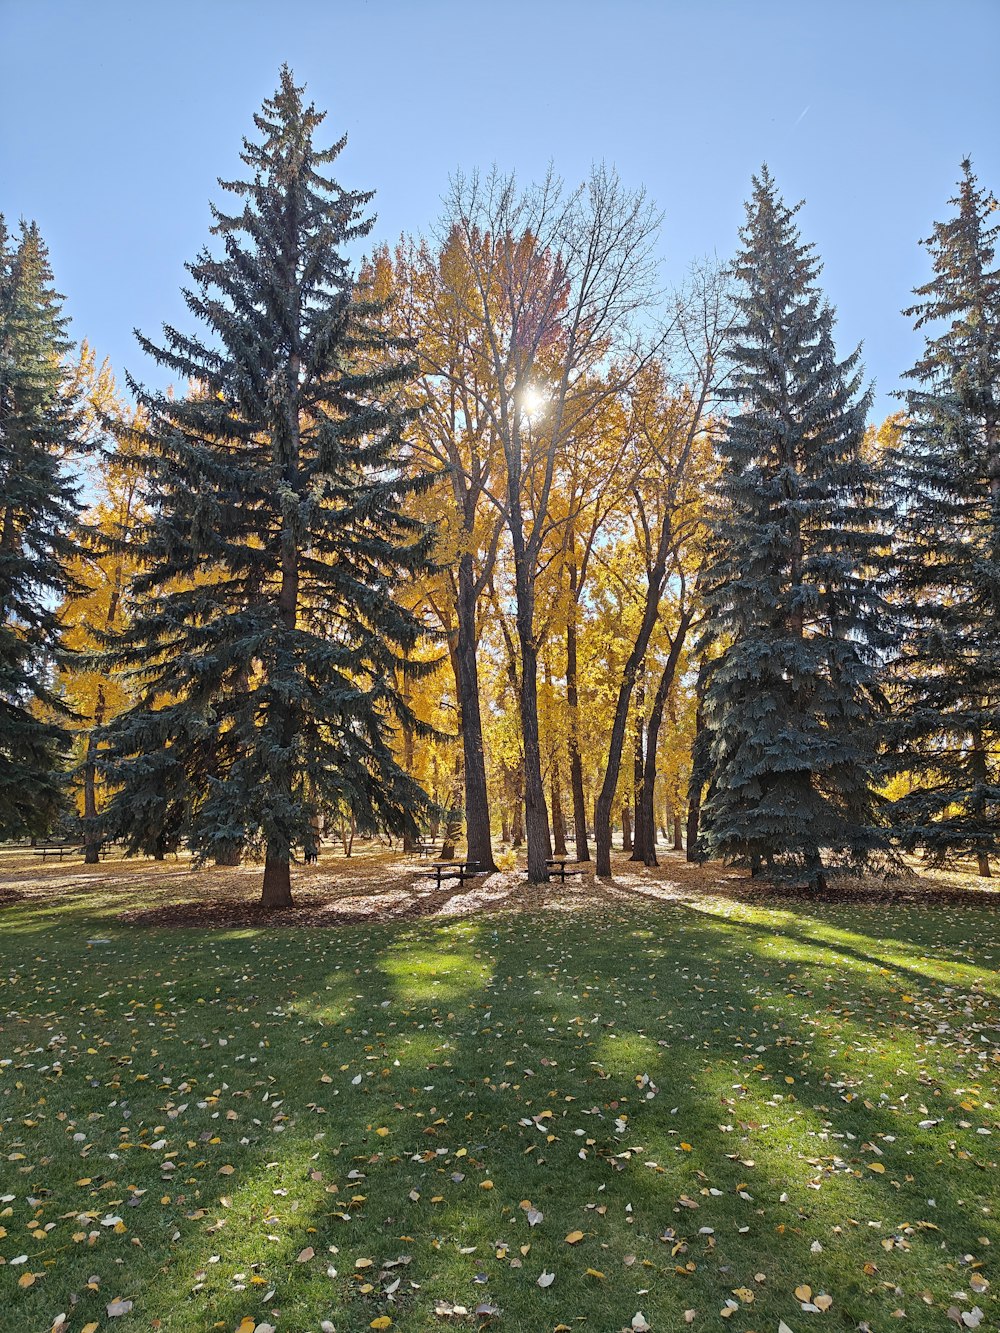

[0,858,997,1332]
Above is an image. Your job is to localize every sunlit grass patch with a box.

[0,874,997,1332]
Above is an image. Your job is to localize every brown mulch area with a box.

[1,844,997,928]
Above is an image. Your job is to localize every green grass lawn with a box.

[0,877,997,1332]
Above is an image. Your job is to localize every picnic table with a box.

[33,843,85,861]
[420,859,482,889]
[546,857,584,882]
[416,838,439,859]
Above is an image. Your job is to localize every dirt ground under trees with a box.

[1,843,997,927]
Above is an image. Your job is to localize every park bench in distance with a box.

[32,841,85,861]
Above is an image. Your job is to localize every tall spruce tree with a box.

[698,169,888,889]
[101,68,437,905]
[0,218,82,838]
[889,161,1000,876]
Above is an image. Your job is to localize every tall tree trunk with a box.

[565,562,590,860]
[440,755,463,861]
[686,704,706,863]
[595,545,670,876]
[82,683,105,865]
[621,803,632,853]
[456,552,496,871]
[630,681,645,862]
[511,762,525,847]
[261,331,300,908]
[972,727,992,877]
[262,852,291,905]
[673,811,684,851]
[551,759,567,857]
[401,662,416,854]
[639,611,693,866]
[512,543,551,881]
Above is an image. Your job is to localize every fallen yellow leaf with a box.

[370,1320,392,1330]
[868,1161,885,1174]
[18,1272,35,1288]
[794,1284,812,1302]
[565,1230,584,1244]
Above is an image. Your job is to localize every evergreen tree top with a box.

[903,159,1000,398]
[722,168,870,475]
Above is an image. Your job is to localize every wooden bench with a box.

[546,857,585,882]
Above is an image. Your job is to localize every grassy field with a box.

[0,852,997,1332]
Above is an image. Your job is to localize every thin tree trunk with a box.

[630,681,645,862]
[456,551,496,871]
[551,759,567,857]
[440,755,463,861]
[621,804,632,853]
[82,689,104,865]
[595,555,669,876]
[511,762,525,847]
[639,611,693,866]
[686,704,706,863]
[972,727,992,878]
[673,811,683,851]
[401,662,416,854]
[512,543,551,880]
[566,562,590,861]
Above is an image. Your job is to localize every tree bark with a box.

[261,302,300,906]
[686,703,705,863]
[262,852,292,907]
[83,703,102,865]
[638,611,693,866]
[401,662,416,854]
[551,759,567,857]
[630,682,645,862]
[511,761,525,847]
[511,530,551,880]
[565,562,590,860]
[595,548,669,876]
[971,727,992,877]
[621,803,632,853]
[456,551,496,871]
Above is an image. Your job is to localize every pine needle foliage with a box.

[699,169,889,888]
[100,68,438,904]
[0,218,83,837]
[889,161,1000,876]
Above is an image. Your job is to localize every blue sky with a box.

[2,0,998,420]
